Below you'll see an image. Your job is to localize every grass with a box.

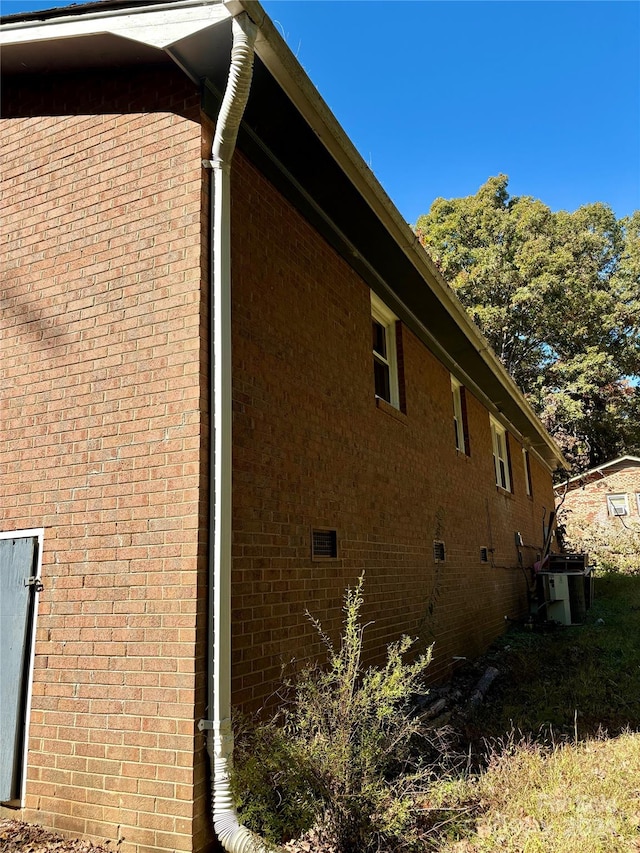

[466,572,640,742]
[431,732,640,852]
[426,573,640,852]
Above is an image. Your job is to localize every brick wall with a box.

[1,68,212,853]
[559,463,640,527]
[2,62,560,853]
[229,151,559,711]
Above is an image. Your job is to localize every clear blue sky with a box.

[4,0,639,224]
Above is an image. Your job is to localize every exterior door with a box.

[0,535,40,803]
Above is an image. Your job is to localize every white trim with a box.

[606,494,629,517]
[451,376,465,454]
[558,455,640,489]
[0,2,231,48]
[0,527,44,807]
[490,416,511,491]
[0,528,45,541]
[1,0,567,473]
[523,447,532,496]
[371,292,399,409]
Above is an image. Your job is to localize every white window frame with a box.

[451,377,466,454]
[371,292,399,409]
[607,494,629,517]
[490,416,511,491]
[523,448,532,496]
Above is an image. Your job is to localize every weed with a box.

[230,575,453,852]
[432,731,640,852]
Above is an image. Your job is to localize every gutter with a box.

[197,11,274,853]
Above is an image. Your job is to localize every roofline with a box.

[237,0,567,471]
[0,0,208,26]
[555,454,640,491]
[1,0,567,471]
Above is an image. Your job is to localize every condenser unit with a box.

[538,553,592,625]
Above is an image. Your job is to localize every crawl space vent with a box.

[312,528,338,559]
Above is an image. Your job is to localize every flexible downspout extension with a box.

[203,12,274,853]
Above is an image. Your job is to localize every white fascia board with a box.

[556,454,640,490]
[0,1,231,49]
[241,3,567,472]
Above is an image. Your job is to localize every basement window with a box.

[433,540,446,563]
[312,528,338,560]
[607,494,629,517]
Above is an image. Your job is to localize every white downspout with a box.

[201,12,275,853]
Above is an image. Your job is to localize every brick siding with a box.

[229,151,558,709]
[558,462,640,527]
[2,65,559,853]
[1,68,212,853]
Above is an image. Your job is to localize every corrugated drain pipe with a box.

[200,12,275,853]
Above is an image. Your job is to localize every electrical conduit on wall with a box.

[203,11,276,853]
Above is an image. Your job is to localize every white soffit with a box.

[0,2,231,49]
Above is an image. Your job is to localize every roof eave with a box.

[1,0,568,473]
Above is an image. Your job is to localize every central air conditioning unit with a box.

[543,572,572,625]
[537,553,592,626]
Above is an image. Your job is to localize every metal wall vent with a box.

[433,540,445,562]
[312,528,338,559]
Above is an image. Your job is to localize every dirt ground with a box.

[0,644,510,853]
[0,819,113,853]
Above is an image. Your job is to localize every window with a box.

[607,494,629,517]
[480,547,489,563]
[523,448,532,496]
[371,292,399,408]
[311,528,338,559]
[433,540,446,562]
[451,377,469,454]
[490,416,511,491]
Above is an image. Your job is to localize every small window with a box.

[371,292,399,408]
[451,377,469,455]
[523,448,532,496]
[312,528,338,559]
[433,540,446,562]
[480,547,489,563]
[607,494,629,517]
[490,416,511,491]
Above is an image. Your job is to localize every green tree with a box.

[415,177,640,471]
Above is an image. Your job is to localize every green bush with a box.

[230,575,447,852]
[559,511,640,575]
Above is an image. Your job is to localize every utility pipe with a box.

[201,12,274,853]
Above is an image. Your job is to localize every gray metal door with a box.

[0,536,38,802]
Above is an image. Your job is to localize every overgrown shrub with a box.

[559,510,640,575]
[230,575,449,852]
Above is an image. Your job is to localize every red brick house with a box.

[555,456,640,565]
[1,1,567,851]
[556,455,640,525]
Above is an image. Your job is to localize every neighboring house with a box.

[1,1,567,851]
[555,455,640,528]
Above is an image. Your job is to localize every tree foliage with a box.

[415,176,640,471]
